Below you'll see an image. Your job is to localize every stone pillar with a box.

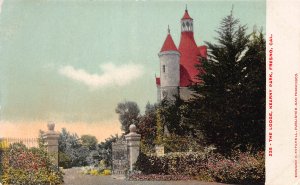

[125,124,141,171]
[43,122,59,166]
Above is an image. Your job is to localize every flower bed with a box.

[81,166,111,176]
[1,143,63,185]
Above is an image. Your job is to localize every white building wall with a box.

[157,85,161,102]
[179,87,194,101]
[158,51,180,100]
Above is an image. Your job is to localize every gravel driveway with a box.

[63,168,239,185]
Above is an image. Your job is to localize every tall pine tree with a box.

[188,11,265,154]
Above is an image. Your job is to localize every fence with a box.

[0,137,39,149]
[0,123,60,166]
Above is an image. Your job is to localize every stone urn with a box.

[47,122,55,131]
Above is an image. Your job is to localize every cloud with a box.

[59,63,144,89]
[0,0,3,13]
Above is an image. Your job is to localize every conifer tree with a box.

[188,11,265,154]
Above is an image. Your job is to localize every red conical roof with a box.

[179,32,200,86]
[181,10,193,20]
[160,33,178,52]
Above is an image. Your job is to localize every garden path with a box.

[63,168,240,185]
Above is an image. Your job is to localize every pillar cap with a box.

[47,122,55,131]
[129,124,137,133]
[125,124,141,138]
[43,122,59,136]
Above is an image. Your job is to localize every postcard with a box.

[0,0,299,185]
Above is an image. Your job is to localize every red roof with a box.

[160,33,178,52]
[198,45,207,58]
[156,9,207,88]
[181,10,193,20]
[156,77,160,86]
[178,32,201,86]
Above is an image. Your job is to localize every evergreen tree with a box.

[188,11,265,154]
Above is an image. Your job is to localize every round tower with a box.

[158,27,180,101]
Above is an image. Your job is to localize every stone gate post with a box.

[43,122,59,166]
[125,124,141,171]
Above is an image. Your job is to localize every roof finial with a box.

[185,4,188,11]
[167,25,170,34]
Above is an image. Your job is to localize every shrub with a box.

[103,169,111,175]
[135,152,206,176]
[1,143,64,185]
[207,151,265,184]
[163,134,203,153]
[58,152,72,169]
[135,150,265,184]
[81,166,111,176]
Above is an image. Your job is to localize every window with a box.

[163,65,166,73]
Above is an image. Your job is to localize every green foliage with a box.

[155,107,164,145]
[1,143,63,185]
[163,134,202,153]
[136,152,208,176]
[115,101,140,133]
[138,103,157,154]
[38,130,46,149]
[135,150,264,184]
[97,134,119,168]
[58,128,96,168]
[159,97,191,136]
[188,11,265,154]
[58,152,72,169]
[0,148,3,181]
[81,135,98,151]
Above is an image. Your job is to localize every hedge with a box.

[135,150,265,184]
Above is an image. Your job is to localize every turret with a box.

[179,7,199,87]
[158,26,180,101]
[181,7,193,32]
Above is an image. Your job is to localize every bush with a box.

[58,152,72,169]
[81,166,111,176]
[207,151,265,184]
[135,150,265,184]
[135,152,207,176]
[103,169,111,175]
[1,143,64,185]
[162,134,203,153]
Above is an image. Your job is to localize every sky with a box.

[0,0,265,141]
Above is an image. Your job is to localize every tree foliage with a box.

[188,11,265,154]
[58,128,93,168]
[138,102,158,152]
[81,135,98,151]
[97,134,119,168]
[115,101,140,133]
